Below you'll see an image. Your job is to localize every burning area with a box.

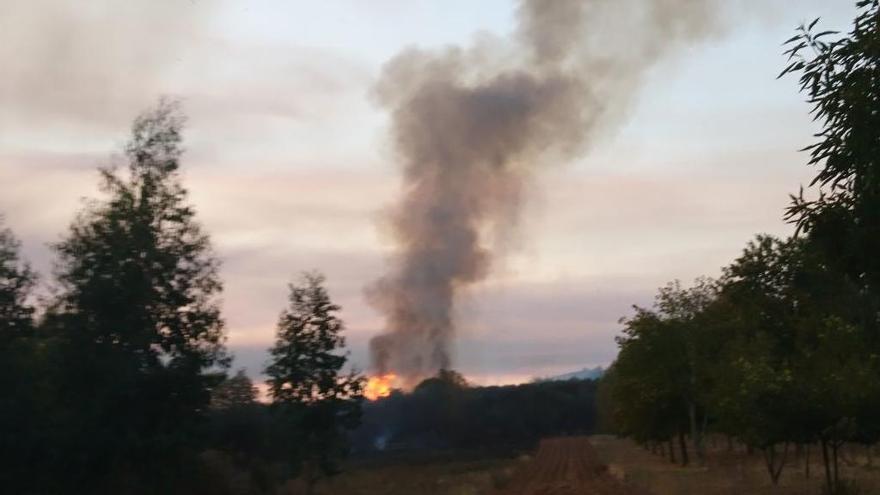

[364,373,398,401]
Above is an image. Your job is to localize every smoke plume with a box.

[368,0,723,385]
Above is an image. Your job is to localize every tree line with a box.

[600,3,880,493]
[0,100,362,494]
[352,370,599,454]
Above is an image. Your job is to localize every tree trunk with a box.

[762,443,788,485]
[822,438,833,495]
[776,443,789,484]
[867,443,873,468]
[678,431,689,467]
[805,444,810,479]
[763,445,776,484]
[832,441,840,487]
[701,410,710,454]
[727,435,734,452]
[669,438,677,464]
[688,402,706,464]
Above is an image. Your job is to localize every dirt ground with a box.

[495,436,645,495]
[287,435,880,495]
[298,438,642,495]
[590,434,880,495]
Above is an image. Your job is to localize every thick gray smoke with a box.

[368,0,723,385]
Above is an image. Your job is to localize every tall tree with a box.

[265,272,363,492]
[0,219,43,493]
[612,307,689,463]
[612,278,722,465]
[50,99,228,491]
[0,219,36,340]
[782,8,880,489]
[783,1,880,336]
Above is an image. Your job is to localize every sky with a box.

[0,0,859,385]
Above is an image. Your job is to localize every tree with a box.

[0,218,43,492]
[783,1,880,336]
[712,234,877,488]
[613,305,691,464]
[611,278,722,466]
[0,219,36,341]
[780,7,880,491]
[656,277,724,465]
[50,98,228,491]
[265,272,363,493]
[210,369,259,411]
[204,368,274,488]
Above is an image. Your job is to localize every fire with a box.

[364,373,397,401]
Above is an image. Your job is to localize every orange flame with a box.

[364,373,397,401]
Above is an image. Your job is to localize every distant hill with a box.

[536,366,604,383]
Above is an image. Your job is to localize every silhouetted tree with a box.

[0,219,35,340]
[49,98,228,492]
[265,272,363,493]
[203,368,279,493]
[211,369,259,411]
[0,218,44,493]
[783,1,880,339]
[781,8,880,490]
[353,373,599,453]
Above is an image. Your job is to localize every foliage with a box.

[211,369,260,411]
[353,372,599,453]
[606,5,880,492]
[0,219,36,339]
[783,1,880,336]
[612,278,725,464]
[610,234,880,487]
[265,272,364,488]
[46,98,229,492]
[0,220,46,493]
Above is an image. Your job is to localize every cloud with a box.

[0,0,376,167]
[0,0,213,131]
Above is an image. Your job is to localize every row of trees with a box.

[0,100,362,494]
[353,370,599,453]
[602,3,880,493]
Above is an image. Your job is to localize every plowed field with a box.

[497,437,644,495]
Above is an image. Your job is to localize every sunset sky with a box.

[0,0,857,384]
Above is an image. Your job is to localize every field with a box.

[495,437,644,495]
[295,451,519,495]
[287,436,880,495]
[295,437,640,495]
[591,435,880,495]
